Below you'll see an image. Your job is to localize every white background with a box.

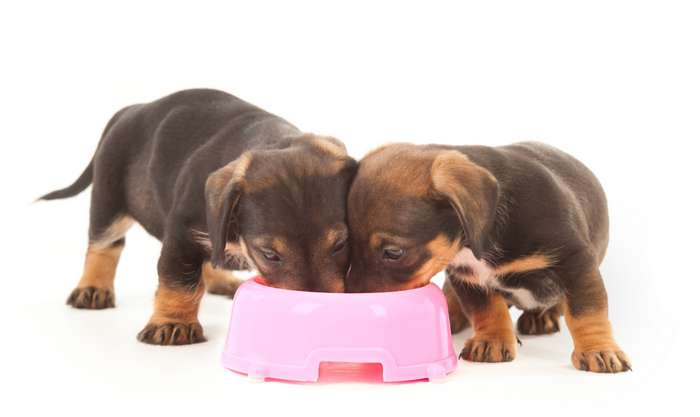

[1,1,698,415]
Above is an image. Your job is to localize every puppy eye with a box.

[382,247,405,261]
[331,238,348,255]
[260,248,282,263]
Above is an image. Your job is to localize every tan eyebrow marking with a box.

[410,234,462,283]
[250,236,289,254]
[325,226,348,245]
[368,232,415,251]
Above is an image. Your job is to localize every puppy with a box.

[40,89,356,345]
[346,142,630,373]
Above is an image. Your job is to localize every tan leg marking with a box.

[461,293,518,362]
[66,245,123,309]
[564,304,631,373]
[150,284,204,324]
[202,262,243,298]
[137,283,206,345]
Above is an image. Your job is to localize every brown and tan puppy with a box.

[346,142,630,373]
[40,89,356,345]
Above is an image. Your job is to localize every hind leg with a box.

[67,181,133,309]
[202,262,243,298]
[443,278,470,333]
[517,303,563,335]
[67,162,133,309]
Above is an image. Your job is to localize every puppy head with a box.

[205,134,357,292]
[346,144,499,292]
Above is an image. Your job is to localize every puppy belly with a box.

[498,269,564,311]
[498,288,541,310]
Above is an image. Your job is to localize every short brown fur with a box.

[358,144,436,197]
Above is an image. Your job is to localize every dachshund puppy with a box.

[346,142,630,373]
[41,89,356,345]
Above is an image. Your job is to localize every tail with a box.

[37,159,94,201]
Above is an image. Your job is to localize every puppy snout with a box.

[344,282,364,293]
[315,279,345,293]
[344,271,372,293]
[301,273,345,293]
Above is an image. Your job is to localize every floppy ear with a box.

[204,153,251,268]
[430,151,499,259]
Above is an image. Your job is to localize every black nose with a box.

[301,276,345,293]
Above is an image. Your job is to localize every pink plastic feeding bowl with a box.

[221,277,458,382]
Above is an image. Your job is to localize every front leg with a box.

[137,237,206,345]
[562,265,631,373]
[449,276,518,362]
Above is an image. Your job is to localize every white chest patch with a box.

[447,248,544,311]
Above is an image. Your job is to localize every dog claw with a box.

[67,286,115,309]
[137,322,206,345]
[461,336,517,363]
[572,350,631,373]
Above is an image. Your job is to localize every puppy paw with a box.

[460,335,517,362]
[66,286,115,309]
[137,322,206,345]
[572,349,631,373]
[517,309,560,335]
[206,277,242,298]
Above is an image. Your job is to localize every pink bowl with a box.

[221,278,457,382]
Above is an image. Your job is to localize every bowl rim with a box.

[246,276,437,297]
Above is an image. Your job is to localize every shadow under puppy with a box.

[346,142,630,373]
[40,89,356,345]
